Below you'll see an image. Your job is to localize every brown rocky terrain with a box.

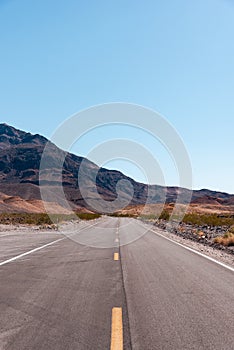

[0,123,234,214]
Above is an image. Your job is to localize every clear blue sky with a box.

[0,0,234,193]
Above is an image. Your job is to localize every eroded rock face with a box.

[0,123,233,213]
[0,123,150,211]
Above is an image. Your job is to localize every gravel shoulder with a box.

[148,220,234,268]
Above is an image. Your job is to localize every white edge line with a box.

[0,237,65,267]
[65,219,107,237]
[0,234,14,238]
[149,228,234,273]
[0,219,105,267]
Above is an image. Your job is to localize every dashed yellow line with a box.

[114,252,119,261]
[110,307,123,350]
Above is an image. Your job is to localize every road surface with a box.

[0,217,233,349]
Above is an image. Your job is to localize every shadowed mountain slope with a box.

[0,123,233,213]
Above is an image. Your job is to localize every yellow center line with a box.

[114,252,119,261]
[110,307,123,350]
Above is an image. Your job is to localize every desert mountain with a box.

[0,123,233,213]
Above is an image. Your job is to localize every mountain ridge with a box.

[0,123,233,213]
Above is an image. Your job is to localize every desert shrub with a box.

[0,212,103,225]
[182,214,234,227]
[76,213,101,220]
[138,210,170,221]
[214,232,234,246]
[159,210,170,221]
[109,213,136,218]
[0,213,52,225]
[228,225,234,234]
[139,214,159,220]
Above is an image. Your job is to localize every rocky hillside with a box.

[0,123,233,213]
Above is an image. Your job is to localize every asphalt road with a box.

[0,217,233,349]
